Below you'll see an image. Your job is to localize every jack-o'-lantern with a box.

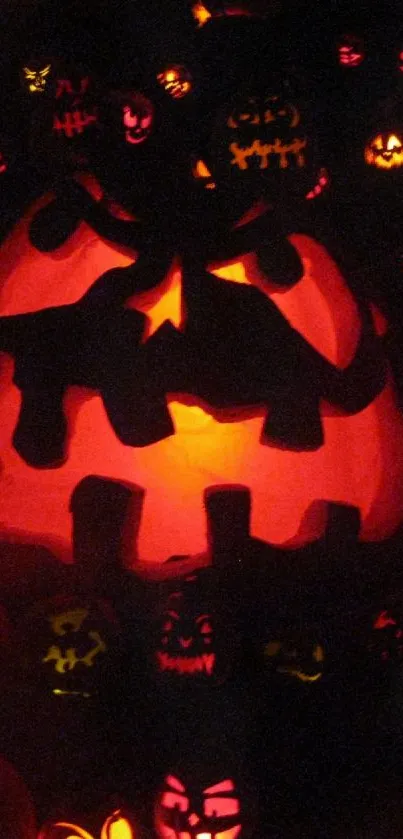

[52,67,98,141]
[364,132,403,170]
[0,754,36,838]
[15,594,121,698]
[0,174,402,564]
[39,808,135,839]
[20,61,52,94]
[152,571,236,684]
[337,34,365,68]
[154,764,256,839]
[367,608,403,664]
[264,633,325,683]
[103,92,154,146]
[157,65,193,99]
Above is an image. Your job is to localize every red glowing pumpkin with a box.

[0,177,402,567]
[0,755,36,839]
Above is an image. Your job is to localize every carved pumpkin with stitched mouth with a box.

[364,133,403,170]
[264,635,325,683]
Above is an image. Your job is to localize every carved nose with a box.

[189,813,200,826]
[179,637,193,649]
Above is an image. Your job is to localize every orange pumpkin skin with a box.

[0,188,402,566]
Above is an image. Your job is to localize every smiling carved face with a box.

[156,592,216,677]
[364,132,403,170]
[155,774,242,839]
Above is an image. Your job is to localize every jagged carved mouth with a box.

[156,651,216,675]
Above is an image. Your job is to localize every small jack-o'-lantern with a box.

[152,571,235,685]
[39,808,135,839]
[157,65,193,99]
[337,34,365,67]
[364,133,403,170]
[20,61,52,94]
[368,608,403,664]
[104,92,154,146]
[224,92,307,170]
[16,594,121,698]
[264,632,325,683]
[154,767,255,839]
[52,67,98,141]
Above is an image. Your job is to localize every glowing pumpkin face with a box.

[38,809,135,839]
[264,635,325,683]
[157,65,192,99]
[154,574,220,680]
[16,594,120,698]
[155,774,242,839]
[121,93,154,145]
[52,70,98,141]
[0,182,403,564]
[364,133,403,170]
[224,92,307,172]
[20,61,52,94]
[368,609,403,664]
[337,34,365,67]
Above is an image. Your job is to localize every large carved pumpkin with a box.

[0,176,402,566]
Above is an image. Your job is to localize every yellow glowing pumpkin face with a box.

[364,133,403,170]
[157,65,192,99]
[21,62,52,93]
[264,637,325,683]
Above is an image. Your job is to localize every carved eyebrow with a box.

[40,65,51,76]
[195,614,211,624]
[167,610,180,620]
[166,775,186,792]
[204,780,235,795]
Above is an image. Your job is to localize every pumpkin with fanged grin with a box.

[0,170,402,564]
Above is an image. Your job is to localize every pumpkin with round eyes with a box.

[364,132,403,170]
[155,773,249,839]
[337,34,365,68]
[102,91,154,147]
[157,65,193,100]
[264,633,325,683]
[367,608,403,664]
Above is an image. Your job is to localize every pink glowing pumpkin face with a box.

[337,34,365,67]
[156,600,215,677]
[155,775,242,839]
[122,94,154,145]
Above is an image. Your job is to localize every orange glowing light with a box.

[193,159,216,189]
[128,261,184,340]
[192,2,212,26]
[0,207,403,566]
[364,133,403,170]
[101,811,134,839]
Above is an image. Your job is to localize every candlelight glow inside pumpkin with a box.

[337,34,365,67]
[0,187,402,563]
[21,62,51,93]
[157,66,192,99]
[39,810,134,839]
[264,637,325,683]
[122,94,154,145]
[364,133,403,170]
[155,774,242,839]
